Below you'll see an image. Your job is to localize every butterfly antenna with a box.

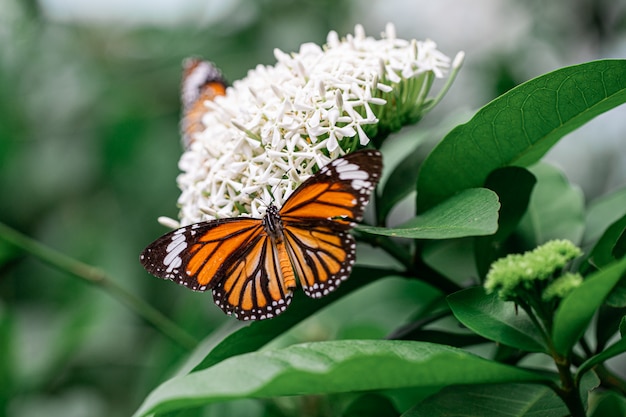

[266,166,294,207]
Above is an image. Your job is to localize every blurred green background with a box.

[1,0,625,416]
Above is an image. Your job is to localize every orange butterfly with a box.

[180,58,227,148]
[140,149,383,320]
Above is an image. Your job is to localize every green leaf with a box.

[406,371,598,417]
[133,340,551,417]
[403,383,567,417]
[176,266,396,375]
[422,239,478,284]
[516,163,584,246]
[378,131,429,223]
[575,336,626,383]
[358,188,499,239]
[589,391,626,417]
[483,167,536,239]
[606,279,626,308]
[343,393,398,417]
[621,316,626,337]
[614,227,626,259]
[173,320,246,377]
[416,59,626,213]
[0,239,20,268]
[392,329,487,348]
[0,305,12,411]
[581,213,626,274]
[378,111,472,224]
[595,306,626,350]
[552,257,626,355]
[583,186,626,249]
[379,142,422,224]
[475,167,537,278]
[447,287,547,352]
[323,277,441,340]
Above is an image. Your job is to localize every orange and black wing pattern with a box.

[140,149,383,321]
[140,218,263,291]
[280,149,383,298]
[141,217,296,320]
[180,58,227,148]
[211,225,297,320]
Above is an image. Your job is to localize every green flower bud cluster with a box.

[485,239,583,303]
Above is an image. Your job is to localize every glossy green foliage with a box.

[3,5,626,415]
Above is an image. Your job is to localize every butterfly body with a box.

[262,205,284,241]
[142,148,382,321]
[260,204,297,292]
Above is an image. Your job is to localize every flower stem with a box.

[517,301,585,416]
[0,221,198,351]
[516,301,551,346]
[421,51,465,113]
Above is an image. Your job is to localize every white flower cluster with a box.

[163,23,458,228]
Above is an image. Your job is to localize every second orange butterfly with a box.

[180,59,227,148]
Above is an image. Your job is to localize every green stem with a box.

[517,300,585,416]
[0,221,198,351]
[524,297,552,341]
[518,293,585,416]
[421,51,464,113]
[516,300,552,347]
[552,354,586,417]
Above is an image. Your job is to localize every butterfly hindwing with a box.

[282,224,356,298]
[211,234,295,320]
[278,149,382,298]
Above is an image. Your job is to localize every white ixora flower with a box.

[160,23,464,228]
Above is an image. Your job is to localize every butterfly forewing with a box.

[140,218,263,291]
[279,149,382,226]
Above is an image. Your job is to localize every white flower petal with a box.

[169,24,456,226]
